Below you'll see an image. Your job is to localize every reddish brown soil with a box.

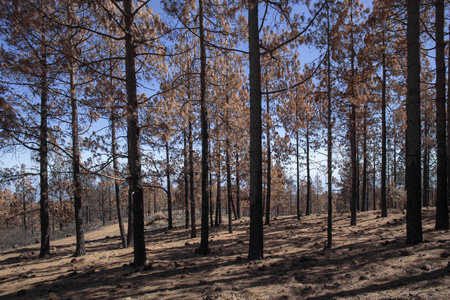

[0,208,449,299]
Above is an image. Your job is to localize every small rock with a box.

[13,245,19,249]
[258,265,268,271]
[359,275,369,281]
[235,256,243,262]
[400,250,411,256]
[236,240,244,244]
[48,292,58,299]
[185,242,191,246]
[174,262,182,268]
[421,264,432,271]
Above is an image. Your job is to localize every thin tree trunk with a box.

[124,0,146,268]
[236,151,241,219]
[189,117,196,238]
[326,0,332,248]
[349,0,357,226]
[112,107,126,247]
[166,140,173,230]
[422,125,429,207]
[381,42,387,218]
[265,87,271,226]
[362,103,367,212]
[248,0,263,260]
[215,139,222,227]
[406,0,423,245]
[71,62,85,257]
[296,130,300,220]
[435,0,449,230]
[39,38,50,258]
[306,123,311,216]
[226,96,233,233]
[184,130,189,229]
[197,0,209,255]
[373,154,376,211]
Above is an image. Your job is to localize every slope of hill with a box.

[0,209,449,299]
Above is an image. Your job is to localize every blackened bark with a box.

[112,107,126,248]
[350,0,357,226]
[435,0,449,230]
[236,151,241,219]
[197,0,209,255]
[296,130,300,220]
[423,124,429,207]
[326,0,332,248]
[248,0,263,260]
[184,130,189,229]
[306,123,311,216]
[226,96,233,234]
[71,63,85,257]
[406,0,423,245]
[189,116,196,238]
[265,89,271,226]
[215,139,222,227]
[124,0,146,268]
[381,45,387,218]
[166,140,173,230]
[39,40,50,258]
[362,103,367,212]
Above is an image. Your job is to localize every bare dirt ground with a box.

[0,208,449,300]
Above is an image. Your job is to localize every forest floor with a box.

[0,208,449,300]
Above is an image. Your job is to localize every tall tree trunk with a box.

[127,181,133,247]
[326,0,333,248]
[236,151,241,219]
[306,122,311,216]
[39,39,50,258]
[184,130,189,229]
[124,0,146,268]
[265,88,271,226]
[349,0,357,226]
[215,139,222,227]
[362,103,367,212]
[381,43,387,218]
[248,0,263,260]
[226,96,233,233]
[71,63,85,257]
[422,125,429,207]
[296,129,300,220]
[111,107,126,248]
[166,140,173,230]
[189,117,196,238]
[373,154,376,211]
[197,0,209,255]
[435,0,449,230]
[406,0,423,245]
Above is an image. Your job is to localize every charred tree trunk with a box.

[236,151,241,219]
[166,140,173,230]
[112,107,126,248]
[435,0,449,230]
[215,139,222,227]
[326,0,333,248]
[39,39,50,258]
[248,0,263,260]
[124,0,146,268]
[265,89,271,226]
[184,130,189,229]
[381,43,387,218]
[197,0,209,255]
[362,103,367,212]
[71,63,85,257]
[406,0,423,245]
[189,117,196,238]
